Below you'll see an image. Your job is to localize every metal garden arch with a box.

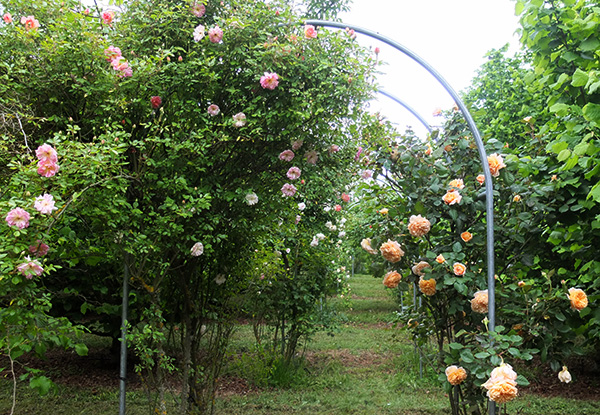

[304,19,498,415]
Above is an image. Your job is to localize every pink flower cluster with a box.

[20,15,39,30]
[17,256,44,279]
[104,45,132,78]
[36,143,59,177]
[260,72,279,90]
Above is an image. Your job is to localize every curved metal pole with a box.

[305,20,496,414]
[377,89,432,133]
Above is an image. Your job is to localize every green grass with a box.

[2,273,599,415]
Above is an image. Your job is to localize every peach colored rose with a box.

[487,153,506,177]
[476,174,485,184]
[453,262,466,276]
[513,194,521,202]
[411,261,431,277]
[551,174,558,181]
[379,239,404,263]
[445,365,467,386]
[449,178,464,189]
[419,277,436,296]
[488,363,517,382]
[460,231,472,242]
[360,238,378,255]
[383,270,402,288]
[470,289,488,314]
[442,189,462,205]
[379,208,389,215]
[568,287,588,311]
[407,214,430,237]
[485,378,518,404]
[435,254,445,264]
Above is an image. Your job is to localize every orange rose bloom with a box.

[436,254,445,264]
[445,365,467,385]
[425,144,432,156]
[360,238,378,255]
[442,189,462,205]
[379,239,404,263]
[419,277,436,296]
[568,288,588,311]
[460,231,472,242]
[487,153,506,177]
[380,208,389,215]
[383,270,402,288]
[470,289,488,314]
[411,261,431,277]
[448,178,465,189]
[407,214,431,237]
[485,378,518,404]
[476,174,485,184]
[453,262,466,276]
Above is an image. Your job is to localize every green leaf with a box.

[30,376,52,396]
[75,343,89,356]
[449,342,464,350]
[580,37,600,52]
[587,182,600,202]
[557,149,571,162]
[571,68,589,87]
[549,103,570,115]
[583,103,600,124]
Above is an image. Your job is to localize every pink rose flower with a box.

[29,240,50,257]
[119,67,133,78]
[291,140,303,150]
[305,150,318,165]
[191,2,206,17]
[6,207,30,229]
[17,256,44,279]
[208,25,223,43]
[279,150,295,162]
[102,11,115,25]
[34,194,58,215]
[35,144,58,163]
[354,146,363,161]
[193,24,205,42]
[304,25,317,39]
[111,56,129,72]
[3,13,13,23]
[260,72,279,90]
[151,96,162,109]
[104,46,122,61]
[37,160,59,177]
[361,169,373,179]
[329,144,340,154]
[232,112,246,127]
[281,183,297,197]
[334,204,342,212]
[20,15,39,30]
[286,166,301,180]
[207,104,220,116]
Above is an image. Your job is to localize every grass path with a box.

[1,274,599,414]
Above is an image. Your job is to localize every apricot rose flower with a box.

[379,239,404,263]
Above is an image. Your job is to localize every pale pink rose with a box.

[295,215,301,224]
[361,169,373,179]
[208,26,223,43]
[260,72,279,90]
[341,193,350,203]
[281,183,297,197]
[207,104,220,116]
[6,207,30,229]
[37,160,59,177]
[286,166,301,180]
[232,112,246,127]
[3,13,13,23]
[34,194,58,215]
[101,11,114,26]
[304,25,317,39]
[291,140,303,150]
[17,256,44,279]
[104,46,122,61]
[329,144,340,154]
[35,144,58,163]
[190,242,204,256]
[305,150,318,165]
[119,67,133,78]
[29,240,49,257]
[191,2,206,17]
[334,204,341,212]
[193,24,205,42]
[111,56,129,72]
[20,15,39,30]
[279,150,295,162]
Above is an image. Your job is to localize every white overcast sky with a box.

[339,0,521,137]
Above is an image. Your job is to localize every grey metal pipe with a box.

[377,89,432,133]
[119,261,129,415]
[305,20,496,415]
